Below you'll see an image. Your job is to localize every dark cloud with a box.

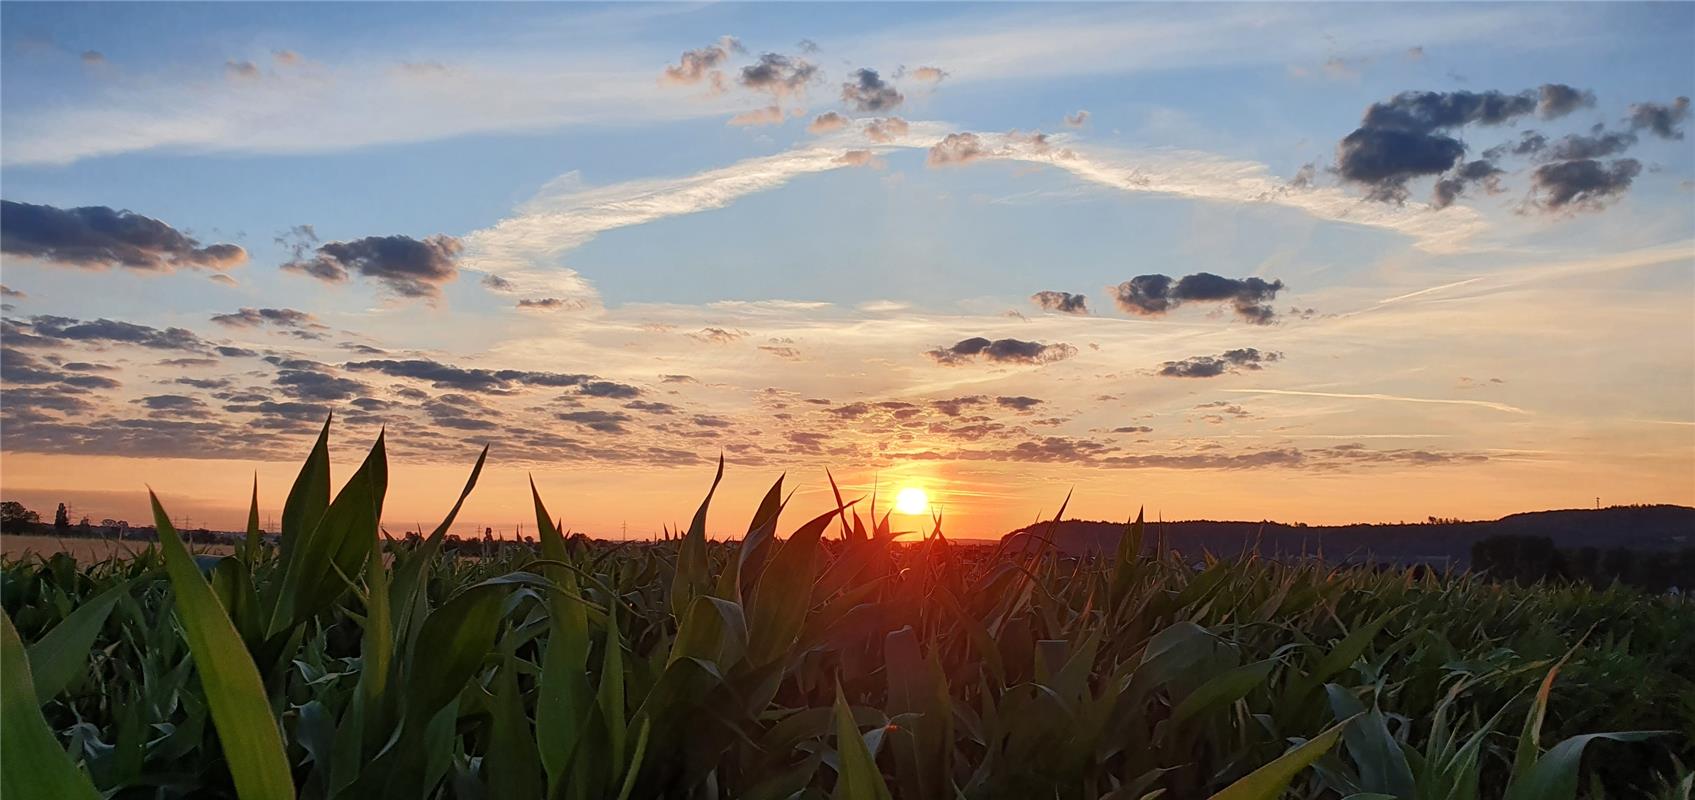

[343,357,616,395]
[1031,290,1088,314]
[557,409,632,434]
[926,336,1076,366]
[480,273,515,291]
[1111,425,1153,434]
[136,394,206,414]
[225,60,260,80]
[516,297,572,311]
[0,285,25,298]
[1065,110,1090,128]
[1543,129,1639,161]
[1530,158,1642,212]
[796,39,820,54]
[175,377,232,390]
[61,373,120,389]
[210,307,314,328]
[1482,130,1548,160]
[740,53,817,98]
[216,345,259,358]
[689,327,746,344]
[1157,348,1281,378]
[283,234,461,298]
[841,68,902,112]
[1111,272,1285,324]
[274,365,369,402]
[1537,84,1596,118]
[1335,85,1588,203]
[11,315,210,352]
[0,201,247,272]
[578,380,641,399]
[931,396,986,417]
[995,395,1043,411]
[624,400,677,414]
[1627,96,1691,140]
[660,374,696,384]
[1432,159,1505,209]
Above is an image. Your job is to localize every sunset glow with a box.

[894,487,930,516]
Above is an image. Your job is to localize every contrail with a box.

[1377,277,1484,305]
[1224,388,1529,414]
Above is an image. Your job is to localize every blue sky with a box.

[2,2,1691,535]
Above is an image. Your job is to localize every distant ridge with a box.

[1000,504,1695,566]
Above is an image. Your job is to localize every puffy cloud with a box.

[740,53,817,98]
[283,233,461,298]
[1031,290,1088,314]
[1064,110,1090,128]
[840,68,903,112]
[926,336,1077,365]
[210,307,314,328]
[1335,85,1588,203]
[136,394,206,413]
[1157,348,1281,378]
[1530,158,1642,212]
[907,66,947,84]
[0,200,247,272]
[995,395,1043,411]
[1432,159,1504,209]
[1628,96,1691,140]
[516,297,578,311]
[1543,129,1638,161]
[1482,130,1547,160]
[225,60,260,80]
[807,111,849,134]
[1,285,24,298]
[688,327,746,344]
[927,132,992,166]
[662,37,742,86]
[1111,272,1285,324]
[273,49,302,66]
[273,365,369,401]
[81,50,105,65]
[864,116,909,143]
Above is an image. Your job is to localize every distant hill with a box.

[1000,505,1695,566]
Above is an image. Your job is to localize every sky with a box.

[1,2,1692,539]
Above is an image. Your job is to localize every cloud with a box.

[1335,85,1588,203]
[1064,110,1089,128]
[1031,290,1088,314]
[1157,347,1281,378]
[832,149,883,168]
[864,116,910,143]
[1112,425,1153,434]
[0,285,25,298]
[578,380,642,398]
[1111,272,1285,324]
[284,233,462,298]
[740,53,818,99]
[688,327,746,344]
[796,39,820,54]
[841,68,903,112]
[1223,388,1528,415]
[662,36,742,86]
[1432,159,1504,209]
[81,50,105,65]
[1543,129,1638,161]
[908,66,947,83]
[273,50,302,66]
[728,105,787,127]
[995,395,1043,411]
[1529,158,1642,212]
[926,336,1077,365]
[225,60,260,80]
[927,132,992,166]
[807,111,849,134]
[9,315,210,352]
[344,358,598,392]
[557,409,632,434]
[209,307,314,328]
[0,201,247,272]
[273,365,370,401]
[1627,96,1691,140]
[516,297,581,311]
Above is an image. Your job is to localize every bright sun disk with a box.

[894,486,929,515]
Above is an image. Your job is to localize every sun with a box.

[894,486,929,516]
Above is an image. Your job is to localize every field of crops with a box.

[3,424,1691,799]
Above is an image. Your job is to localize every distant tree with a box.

[1,501,40,532]
[78,517,92,529]
[54,503,70,532]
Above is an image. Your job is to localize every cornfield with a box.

[2,422,1691,799]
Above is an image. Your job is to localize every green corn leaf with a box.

[2,611,100,800]
[833,682,894,800]
[1207,714,1360,800]
[405,579,509,725]
[745,506,837,666]
[244,475,263,570]
[1505,731,1667,800]
[268,431,387,636]
[27,579,128,704]
[599,598,628,773]
[669,455,723,621]
[1172,657,1278,726]
[530,478,592,795]
[280,415,333,562]
[151,491,295,800]
[488,653,544,800]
